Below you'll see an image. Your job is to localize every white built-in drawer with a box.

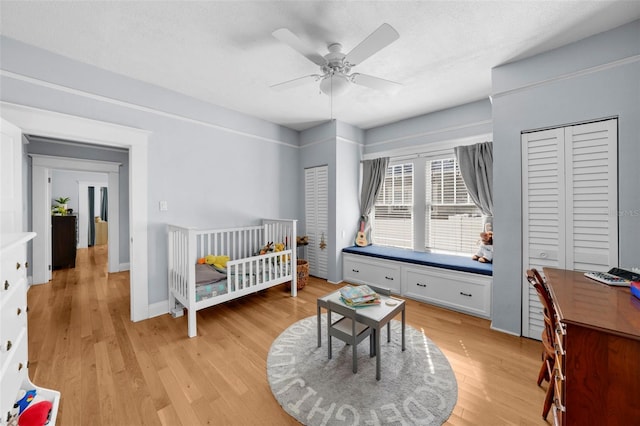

[343,253,401,293]
[0,329,28,423]
[1,243,28,300]
[403,265,491,318]
[0,278,27,367]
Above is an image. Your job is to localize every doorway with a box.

[1,102,150,322]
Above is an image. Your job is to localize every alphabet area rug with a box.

[267,315,457,425]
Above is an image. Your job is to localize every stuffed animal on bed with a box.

[204,255,229,269]
[472,231,493,263]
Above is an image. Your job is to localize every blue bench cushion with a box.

[342,245,493,276]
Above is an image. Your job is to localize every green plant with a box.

[55,197,70,205]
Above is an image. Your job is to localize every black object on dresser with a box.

[52,215,77,269]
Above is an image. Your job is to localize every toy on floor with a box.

[8,389,53,426]
[472,231,493,263]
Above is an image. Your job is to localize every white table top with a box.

[319,289,405,322]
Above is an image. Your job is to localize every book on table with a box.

[339,285,381,307]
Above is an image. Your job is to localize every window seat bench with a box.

[342,245,492,319]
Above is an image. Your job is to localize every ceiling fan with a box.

[270,23,402,96]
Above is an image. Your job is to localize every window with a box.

[372,163,413,249]
[369,145,486,255]
[426,158,483,254]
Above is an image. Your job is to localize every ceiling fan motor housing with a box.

[322,43,351,76]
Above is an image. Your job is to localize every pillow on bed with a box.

[195,263,227,284]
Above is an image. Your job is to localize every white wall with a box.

[491,19,640,335]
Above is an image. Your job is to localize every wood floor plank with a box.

[26,246,549,425]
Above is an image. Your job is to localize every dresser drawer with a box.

[343,254,401,293]
[403,266,491,318]
[0,330,28,423]
[1,243,28,299]
[0,279,27,367]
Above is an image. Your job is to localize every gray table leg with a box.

[317,303,321,348]
[401,306,406,351]
[376,326,381,380]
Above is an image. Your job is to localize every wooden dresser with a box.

[52,215,77,270]
[544,268,640,425]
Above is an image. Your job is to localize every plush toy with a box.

[18,401,53,426]
[8,390,53,426]
[204,255,229,269]
[259,242,274,255]
[197,257,206,264]
[472,231,493,263]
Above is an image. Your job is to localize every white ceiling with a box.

[1,1,639,131]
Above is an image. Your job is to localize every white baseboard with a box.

[119,262,130,271]
[490,323,521,337]
[148,300,169,318]
[327,279,342,285]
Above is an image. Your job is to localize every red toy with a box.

[18,401,53,426]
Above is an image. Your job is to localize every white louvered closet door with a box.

[521,119,618,339]
[305,165,328,279]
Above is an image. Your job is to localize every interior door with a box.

[305,165,328,279]
[1,118,23,233]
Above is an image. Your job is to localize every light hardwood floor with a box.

[27,245,550,425]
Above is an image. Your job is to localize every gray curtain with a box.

[88,186,95,247]
[100,187,108,221]
[454,142,493,225]
[358,157,390,242]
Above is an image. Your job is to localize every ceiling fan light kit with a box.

[320,72,351,96]
[271,23,402,97]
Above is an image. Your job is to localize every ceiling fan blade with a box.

[270,74,321,91]
[345,23,399,66]
[272,28,326,66]
[351,73,402,94]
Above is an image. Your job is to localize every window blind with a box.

[426,158,483,254]
[372,163,413,249]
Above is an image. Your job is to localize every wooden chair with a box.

[526,268,557,420]
[326,299,374,374]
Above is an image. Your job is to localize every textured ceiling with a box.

[1,1,639,131]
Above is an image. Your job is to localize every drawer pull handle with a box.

[25,261,29,269]
[4,280,8,290]
[17,307,22,316]
[6,340,12,351]
[416,283,426,288]
[385,276,394,281]
[460,292,472,297]
[352,269,359,273]
[16,262,21,269]
[18,362,24,371]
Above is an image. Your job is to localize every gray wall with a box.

[365,99,492,153]
[50,170,108,216]
[2,36,301,305]
[298,120,364,284]
[491,20,640,335]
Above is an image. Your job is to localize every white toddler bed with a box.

[168,219,297,337]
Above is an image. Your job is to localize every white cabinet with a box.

[1,233,60,425]
[343,253,401,294]
[403,265,491,318]
[342,252,491,318]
